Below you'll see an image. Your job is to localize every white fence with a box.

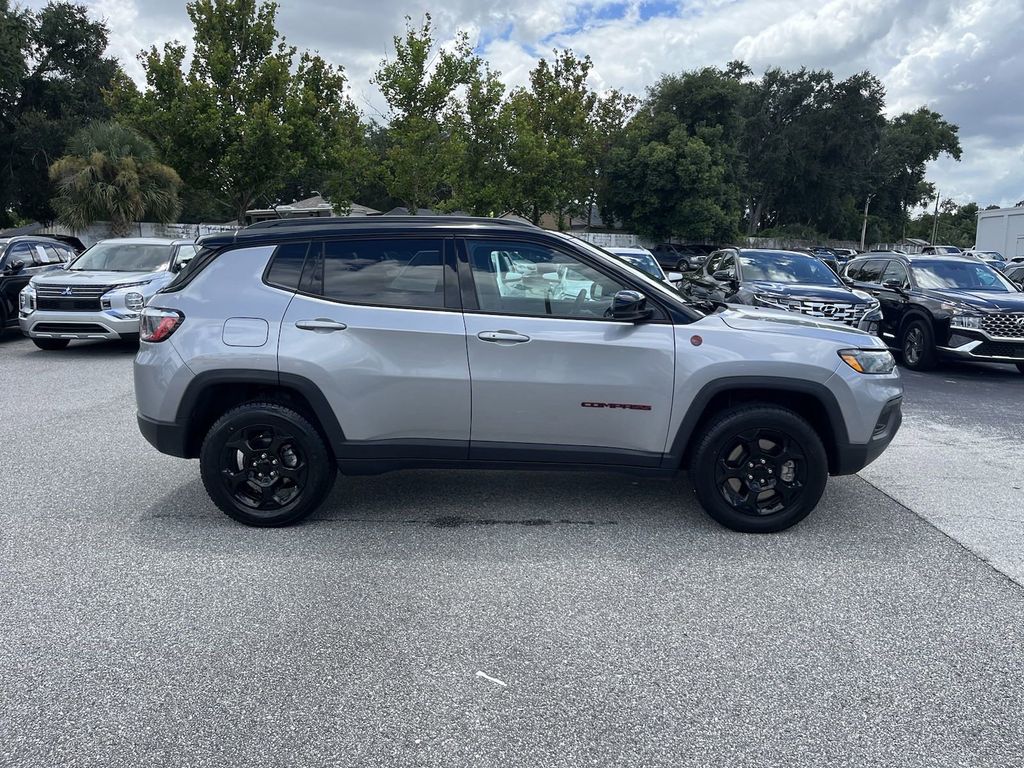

[43,221,239,248]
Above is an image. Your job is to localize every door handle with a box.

[295,318,348,332]
[477,330,530,344]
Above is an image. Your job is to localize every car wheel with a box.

[200,401,336,527]
[689,405,828,533]
[32,338,70,350]
[675,259,690,271]
[900,319,937,370]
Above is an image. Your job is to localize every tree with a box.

[115,0,366,222]
[373,14,477,213]
[49,122,181,235]
[0,2,123,225]
[504,50,604,228]
[603,66,746,240]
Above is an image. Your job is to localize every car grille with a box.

[980,313,1024,340]
[32,322,109,335]
[972,341,1024,359]
[779,300,869,326]
[34,284,111,312]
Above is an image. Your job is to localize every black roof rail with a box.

[244,215,538,231]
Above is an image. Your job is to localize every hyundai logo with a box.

[61,286,73,296]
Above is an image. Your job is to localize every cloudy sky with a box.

[32,0,1024,208]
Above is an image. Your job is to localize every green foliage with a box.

[373,14,477,213]
[49,122,182,235]
[0,1,123,225]
[906,199,978,247]
[117,0,368,222]
[602,67,744,241]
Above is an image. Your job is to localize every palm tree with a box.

[49,122,182,236]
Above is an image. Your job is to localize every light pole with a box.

[860,193,874,251]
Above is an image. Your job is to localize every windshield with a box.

[912,261,1015,292]
[69,242,172,272]
[610,250,663,279]
[738,252,842,286]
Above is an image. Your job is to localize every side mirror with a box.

[666,271,683,283]
[842,276,855,286]
[607,290,652,322]
[881,278,905,292]
[4,259,25,274]
[712,270,736,282]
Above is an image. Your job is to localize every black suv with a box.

[844,253,1024,373]
[1,236,77,331]
[678,248,881,330]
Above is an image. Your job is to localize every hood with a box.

[744,280,868,303]
[717,306,881,346]
[30,269,168,287]
[924,288,1024,312]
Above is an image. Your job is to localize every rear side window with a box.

[313,238,445,309]
[264,242,310,290]
[851,259,885,283]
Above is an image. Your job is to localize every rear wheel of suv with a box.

[689,405,828,533]
[900,319,937,370]
[32,338,70,350]
[200,402,336,526]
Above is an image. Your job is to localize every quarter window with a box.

[265,242,310,290]
[466,240,626,318]
[317,238,446,309]
[854,259,886,284]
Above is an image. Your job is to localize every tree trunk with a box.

[748,196,766,236]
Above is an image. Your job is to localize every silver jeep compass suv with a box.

[134,217,903,533]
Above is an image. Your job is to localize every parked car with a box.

[920,245,963,255]
[605,246,682,286]
[843,253,1024,373]
[19,237,198,349]
[963,249,1007,272]
[1,236,78,331]
[677,248,882,331]
[1003,262,1024,285]
[833,248,858,264]
[134,216,901,533]
[651,243,707,272]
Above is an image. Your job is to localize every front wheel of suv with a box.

[689,405,828,533]
[32,338,70,350]
[900,319,937,371]
[200,402,336,526]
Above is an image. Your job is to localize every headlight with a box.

[838,348,896,374]
[125,292,145,311]
[19,284,36,313]
[112,280,152,290]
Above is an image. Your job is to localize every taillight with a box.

[140,307,184,342]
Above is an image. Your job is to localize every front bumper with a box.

[19,309,141,340]
[833,396,902,474]
[937,332,1024,363]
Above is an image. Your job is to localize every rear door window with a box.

[314,238,446,309]
[855,260,886,284]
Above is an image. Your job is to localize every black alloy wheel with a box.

[900,319,937,371]
[200,402,335,526]
[690,405,828,533]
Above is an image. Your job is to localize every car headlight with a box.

[838,348,896,374]
[19,284,36,313]
[125,292,145,311]
[944,305,983,329]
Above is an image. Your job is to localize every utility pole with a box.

[860,194,874,251]
[930,192,940,245]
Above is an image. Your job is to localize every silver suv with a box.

[134,217,903,533]
[19,237,197,349]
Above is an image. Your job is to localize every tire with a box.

[32,338,70,350]
[675,258,691,272]
[689,405,828,533]
[200,401,336,527]
[899,318,937,370]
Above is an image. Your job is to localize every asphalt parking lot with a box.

[2,333,1023,767]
